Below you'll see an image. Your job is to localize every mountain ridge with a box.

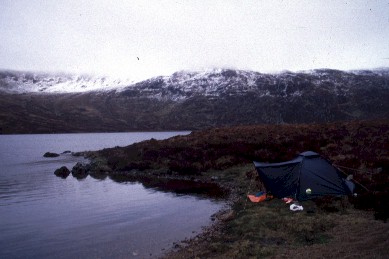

[1,68,388,134]
[1,67,389,96]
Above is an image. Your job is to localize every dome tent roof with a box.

[254,151,353,201]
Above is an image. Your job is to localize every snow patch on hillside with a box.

[0,71,136,93]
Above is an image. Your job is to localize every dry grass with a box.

[166,166,389,258]
[274,210,389,259]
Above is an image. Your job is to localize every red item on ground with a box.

[247,194,267,203]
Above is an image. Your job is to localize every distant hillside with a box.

[0,68,389,134]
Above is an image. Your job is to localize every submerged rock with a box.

[71,162,90,179]
[43,152,60,158]
[54,166,70,178]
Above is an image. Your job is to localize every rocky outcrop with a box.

[43,152,60,158]
[54,157,113,180]
[71,162,90,179]
[88,159,111,180]
[54,166,70,178]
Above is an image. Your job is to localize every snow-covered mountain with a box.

[1,68,388,134]
[0,70,136,93]
[2,68,389,99]
[121,68,389,101]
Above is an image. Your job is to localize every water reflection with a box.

[54,167,227,199]
[0,132,225,258]
[109,174,227,199]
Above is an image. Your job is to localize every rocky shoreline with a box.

[52,120,389,258]
[53,156,230,197]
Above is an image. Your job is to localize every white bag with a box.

[290,204,304,211]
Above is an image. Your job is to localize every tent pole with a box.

[295,157,304,200]
[333,164,370,192]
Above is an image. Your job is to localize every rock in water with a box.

[54,166,70,178]
[71,162,90,179]
[43,152,60,158]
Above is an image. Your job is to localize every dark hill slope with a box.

[1,69,389,134]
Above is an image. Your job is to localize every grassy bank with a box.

[84,120,389,258]
[161,166,388,258]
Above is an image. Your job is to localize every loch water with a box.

[0,132,225,258]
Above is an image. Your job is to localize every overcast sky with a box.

[1,0,388,80]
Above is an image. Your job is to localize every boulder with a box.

[43,152,60,158]
[54,166,70,178]
[71,162,90,179]
[88,158,112,179]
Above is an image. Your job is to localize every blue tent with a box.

[254,151,355,201]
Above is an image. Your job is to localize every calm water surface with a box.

[0,132,225,258]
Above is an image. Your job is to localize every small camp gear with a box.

[290,204,304,211]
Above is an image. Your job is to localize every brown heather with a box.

[88,120,389,258]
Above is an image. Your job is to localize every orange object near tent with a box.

[247,194,267,203]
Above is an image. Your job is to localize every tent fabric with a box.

[254,151,354,201]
